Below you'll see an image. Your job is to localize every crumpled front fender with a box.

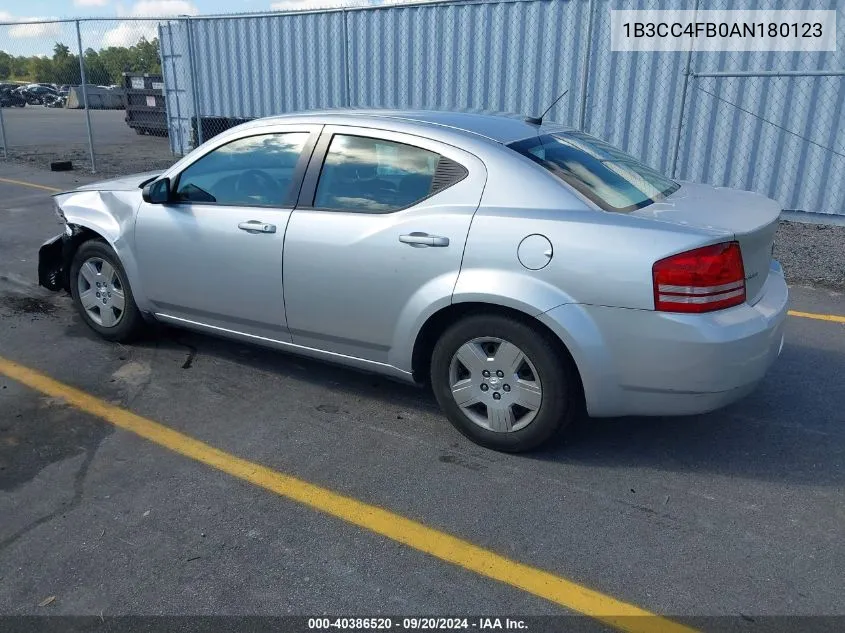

[49,188,150,312]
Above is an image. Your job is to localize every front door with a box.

[282,126,486,364]
[134,126,318,339]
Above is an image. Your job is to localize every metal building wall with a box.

[345,0,589,124]
[159,0,845,215]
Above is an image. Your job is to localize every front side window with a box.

[314,135,440,212]
[175,132,309,206]
[509,132,679,212]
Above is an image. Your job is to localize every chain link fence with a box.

[679,71,845,215]
[1,0,843,215]
[0,17,184,173]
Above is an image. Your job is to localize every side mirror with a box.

[142,177,171,204]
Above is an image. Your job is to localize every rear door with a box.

[282,125,486,364]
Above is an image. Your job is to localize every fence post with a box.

[0,106,7,160]
[75,20,97,173]
[670,0,699,179]
[578,0,595,130]
[185,16,203,147]
[670,60,693,179]
[342,9,351,107]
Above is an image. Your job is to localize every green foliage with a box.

[0,37,161,85]
[0,50,35,80]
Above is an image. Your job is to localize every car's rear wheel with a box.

[430,314,577,452]
[70,240,145,342]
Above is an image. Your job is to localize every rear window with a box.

[508,132,679,212]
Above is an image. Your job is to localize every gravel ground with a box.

[1,107,178,177]
[775,221,845,290]
[7,145,175,178]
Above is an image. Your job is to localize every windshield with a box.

[508,131,679,212]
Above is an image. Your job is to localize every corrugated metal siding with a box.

[159,0,845,214]
[345,0,589,121]
[190,11,347,118]
[584,0,690,174]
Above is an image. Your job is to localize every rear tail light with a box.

[653,242,746,313]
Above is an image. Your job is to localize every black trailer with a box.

[123,73,168,136]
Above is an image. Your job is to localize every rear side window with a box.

[314,135,465,213]
[175,132,309,206]
[509,132,679,212]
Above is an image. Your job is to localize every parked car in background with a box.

[43,92,67,108]
[20,84,58,105]
[0,85,26,107]
[37,110,788,452]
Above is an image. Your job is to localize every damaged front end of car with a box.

[38,203,85,292]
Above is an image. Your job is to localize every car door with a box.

[283,125,487,365]
[134,124,320,340]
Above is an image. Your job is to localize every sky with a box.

[0,0,411,56]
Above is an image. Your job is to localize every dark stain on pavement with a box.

[0,392,113,494]
[439,453,486,471]
[0,295,58,319]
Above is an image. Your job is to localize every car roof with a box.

[258,109,568,144]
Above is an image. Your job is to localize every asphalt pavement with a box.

[1,164,844,630]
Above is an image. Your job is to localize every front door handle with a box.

[399,232,449,248]
[238,220,276,234]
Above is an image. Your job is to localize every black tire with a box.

[430,314,577,452]
[70,240,145,342]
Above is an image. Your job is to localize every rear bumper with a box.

[539,262,788,417]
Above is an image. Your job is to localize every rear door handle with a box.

[238,220,276,234]
[399,232,449,247]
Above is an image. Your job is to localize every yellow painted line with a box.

[788,310,845,324]
[0,177,62,193]
[0,355,696,633]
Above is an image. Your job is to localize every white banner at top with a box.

[610,10,837,52]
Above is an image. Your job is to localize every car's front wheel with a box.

[70,240,145,342]
[430,314,578,452]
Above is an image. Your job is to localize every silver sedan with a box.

[38,110,788,452]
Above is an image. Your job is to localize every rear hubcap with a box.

[77,256,125,328]
[448,337,542,433]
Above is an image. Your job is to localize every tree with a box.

[0,51,11,79]
[28,56,54,82]
[52,42,81,85]
[0,38,160,84]
[53,43,71,59]
[83,48,110,86]
[134,38,161,73]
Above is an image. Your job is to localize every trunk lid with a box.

[633,182,781,303]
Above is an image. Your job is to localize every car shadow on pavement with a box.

[148,324,442,414]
